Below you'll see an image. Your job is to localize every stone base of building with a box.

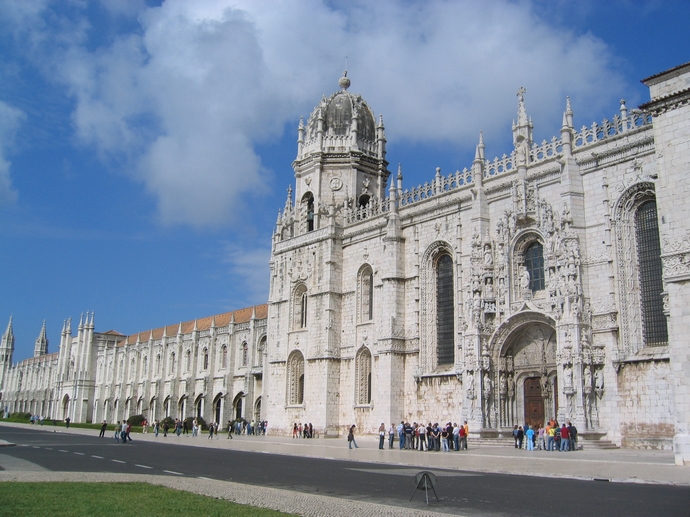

[673,433,690,466]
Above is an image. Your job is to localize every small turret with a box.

[0,316,16,390]
[34,320,49,357]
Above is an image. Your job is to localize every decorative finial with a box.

[338,70,351,90]
[517,86,526,103]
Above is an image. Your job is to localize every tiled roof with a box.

[119,304,267,346]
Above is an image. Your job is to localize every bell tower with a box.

[291,71,389,232]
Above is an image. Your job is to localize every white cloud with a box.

[2,0,626,225]
[0,101,25,206]
[222,241,271,306]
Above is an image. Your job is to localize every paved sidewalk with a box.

[1,421,688,485]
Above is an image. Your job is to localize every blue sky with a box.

[0,0,687,362]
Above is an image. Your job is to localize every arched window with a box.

[257,336,266,367]
[203,348,209,370]
[358,194,370,208]
[525,242,545,292]
[169,352,176,376]
[635,200,667,345]
[287,351,305,405]
[221,345,228,369]
[359,265,374,322]
[241,342,248,367]
[436,253,454,365]
[302,192,315,232]
[293,284,308,329]
[614,184,668,354]
[355,347,372,405]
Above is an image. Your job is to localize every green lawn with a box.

[0,482,296,517]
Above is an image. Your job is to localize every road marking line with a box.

[112,459,125,464]
[135,464,152,469]
[45,448,53,450]
[164,470,183,476]
[32,446,41,449]
[197,477,214,481]
[58,450,68,453]
[91,455,103,459]
[74,452,85,455]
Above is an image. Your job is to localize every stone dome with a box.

[306,72,377,143]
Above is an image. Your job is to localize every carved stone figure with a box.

[563,363,573,388]
[583,365,592,389]
[520,266,530,290]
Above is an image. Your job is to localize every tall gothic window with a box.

[359,266,374,322]
[241,342,248,367]
[203,349,209,370]
[436,253,454,365]
[294,284,308,329]
[156,354,161,375]
[302,192,315,232]
[185,350,191,373]
[257,336,266,367]
[635,201,668,345]
[525,242,545,292]
[142,356,148,376]
[355,347,372,405]
[287,351,305,405]
[169,352,176,376]
[221,345,228,369]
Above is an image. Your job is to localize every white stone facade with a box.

[2,63,690,464]
[265,64,690,465]
[1,307,268,428]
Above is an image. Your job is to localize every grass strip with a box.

[0,482,296,517]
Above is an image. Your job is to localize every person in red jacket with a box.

[559,423,570,451]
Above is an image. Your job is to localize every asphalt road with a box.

[0,426,688,517]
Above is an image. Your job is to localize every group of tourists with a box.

[393,421,470,452]
[292,422,315,439]
[512,420,578,451]
[347,421,471,451]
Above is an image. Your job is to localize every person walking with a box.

[347,425,359,449]
[208,422,215,439]
[378,423,386,449]
[99,420,107,438]
[114,421,120,443]
[154,420,160,437]
[142,419,148,434]
[227,420,234,439]
[397,421,405,450]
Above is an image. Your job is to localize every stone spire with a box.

[34,320,49,357]
[1,316,14,351]
[0,316,15,389]
[512,86,533,174]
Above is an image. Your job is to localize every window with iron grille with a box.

[635,201,668,345]
[436,254,454,365]
[525,242,545,292]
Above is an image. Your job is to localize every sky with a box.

[0,0,688,362]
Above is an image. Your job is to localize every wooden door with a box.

[524,377,544,429]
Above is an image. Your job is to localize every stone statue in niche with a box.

[520,266,530,290]
[583,365,592,390]
[594,367,604,396]
[499,372,507,395]
[563,363,573,388]
[484,245,493,267]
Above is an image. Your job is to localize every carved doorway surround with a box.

[489,311,557,430]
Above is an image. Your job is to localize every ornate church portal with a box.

[499,322,557,429]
